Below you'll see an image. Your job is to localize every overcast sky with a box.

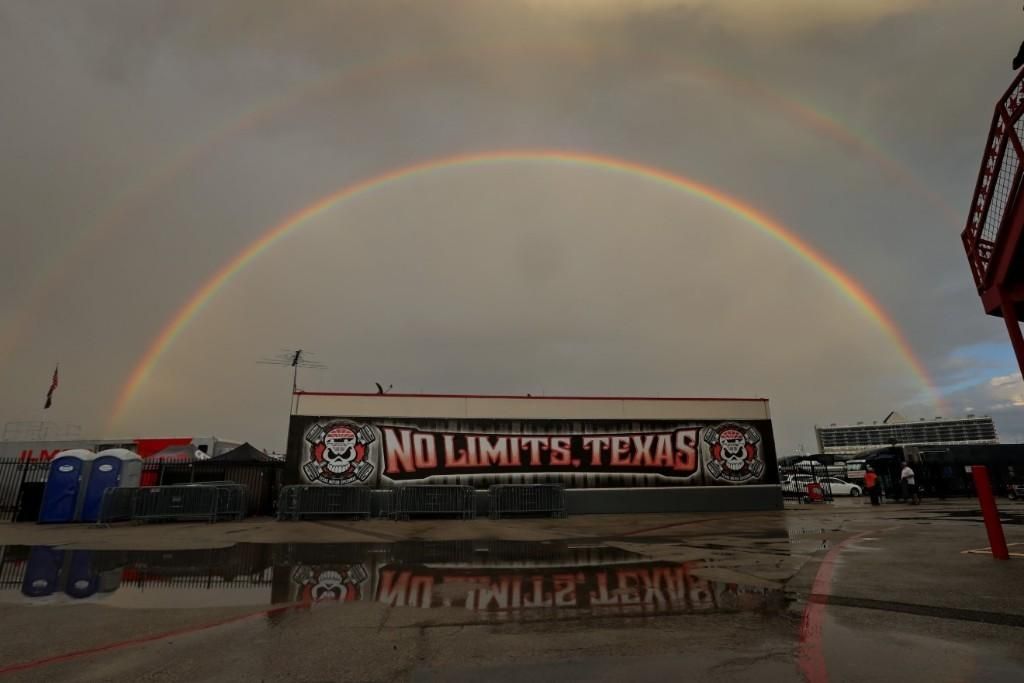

[2,0,1023,454]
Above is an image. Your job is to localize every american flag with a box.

[43,365,59,409]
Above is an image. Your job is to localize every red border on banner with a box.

[294,391,769,402]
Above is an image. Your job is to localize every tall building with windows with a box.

[815,412,998,458]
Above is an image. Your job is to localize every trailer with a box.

[0,436,242,463]
[286,392,781,514]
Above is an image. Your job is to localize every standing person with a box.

[865,467,880,506]
[901,462,920,505]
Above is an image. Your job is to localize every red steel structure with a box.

[963,69,1024,375]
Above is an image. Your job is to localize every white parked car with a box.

[823,477,862,497]
[782,475,862,497]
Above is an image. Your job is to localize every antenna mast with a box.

[258,349,326,415]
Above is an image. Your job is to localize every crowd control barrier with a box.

[199,481,246,521]
[276,485,299,520]
[276,485,371,520]
[489,484,567,519]
[97,488,139,524]
[98,483,245,524]
[371,489,395,519]
[395,485,475,520]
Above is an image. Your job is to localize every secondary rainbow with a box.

[4,44,957,376]
[109,149,945,425]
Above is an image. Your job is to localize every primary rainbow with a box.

[109,149,944,425]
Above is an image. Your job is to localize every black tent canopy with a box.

[213,442,277,462]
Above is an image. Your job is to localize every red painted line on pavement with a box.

[797,531,873,683]
[621,517,717,536]
[0,601,304,677]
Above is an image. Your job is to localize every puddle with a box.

[888,509,1024,525]
[0,541,788,620]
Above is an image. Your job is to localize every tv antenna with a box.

[259,349,326,414]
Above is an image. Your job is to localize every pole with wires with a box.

[258,349,326,417]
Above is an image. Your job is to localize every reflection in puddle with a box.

[0,541,787,620]
[923,509,1023,525]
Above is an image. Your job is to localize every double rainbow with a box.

[109,149,944,426]
[3,45,956,372]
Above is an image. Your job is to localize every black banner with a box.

[287,416,778,488]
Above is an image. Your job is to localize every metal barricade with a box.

[371,489,395,519]
[276,485,371,521]
[96,488,139,525]
[395,485,476,520]
[276,485,301,520]
[133,486,217,522]
[489,484,567,519]
[132,483,246,523]
[209,484,247,521]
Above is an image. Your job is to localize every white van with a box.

[845,459,867,481]
[794,459,846,476]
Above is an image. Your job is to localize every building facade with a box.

[815,412,998,458]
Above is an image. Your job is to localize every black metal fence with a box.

[0,460,282,522]
[489,484,567,519]
[277,485,371,520]
[0,461,48,522]
[0,546,276,596]
[779,463,835,503]
[396,485,476,520]
[1,466,599,524]
[106,545,274,584]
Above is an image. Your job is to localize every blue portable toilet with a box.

[38,449,96,523]
[21,546,64,598]
[65,551,99,599]
[81,449,142,523]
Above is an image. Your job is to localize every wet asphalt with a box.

[0,498,1022,682]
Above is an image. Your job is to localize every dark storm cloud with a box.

[1,0,1021,453]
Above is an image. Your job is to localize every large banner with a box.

[286,416,777,488]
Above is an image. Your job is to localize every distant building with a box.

[814,411,998,458]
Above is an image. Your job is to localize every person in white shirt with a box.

[900,462,920,505]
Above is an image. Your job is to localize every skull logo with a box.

[324,427,358,475]
[310,570,348,602]
[293,565,368,605]
[703,423,764,483]
[303,420,376,485]
[718,429,747,472]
